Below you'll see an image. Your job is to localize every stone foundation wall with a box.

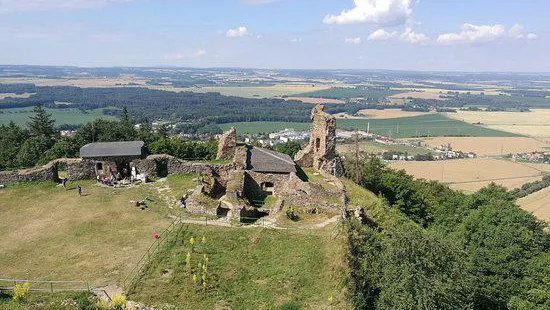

[0,165,59,185]
[243,171,290,199]
[67,159,96,180]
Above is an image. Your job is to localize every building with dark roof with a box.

[79,141,145,178]
[80,141,145,159]
[246,146,296,174]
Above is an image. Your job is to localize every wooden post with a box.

[50,282,53,293]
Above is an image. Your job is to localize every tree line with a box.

[343,155,550,310]
[0,104,218,170]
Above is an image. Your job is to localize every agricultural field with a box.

[129,224,348,310]
[389,91,444,100]
[0,92,34,100]
[158,84,331,98]
[0,175,198,286]
[296,87,398,100]
[358,108,435,119]
[0,77,149,88]
[518,187,550,223]
[222,114,518,137]
[0,107,116,126]
[416,137,549,156]
[337,114,518,138]
[444,109,550,139]
[337,141,432,156]
[286,96,345,104]
[389,158,544,192]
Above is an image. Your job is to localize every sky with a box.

[0,0,548,72]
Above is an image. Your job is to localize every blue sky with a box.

[0,0,548,71]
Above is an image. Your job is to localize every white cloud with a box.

[400,27,429,44]
[345,37,362,44]
[290,37,302,43]
[241,0,283,3]
[323,0,413,25]
[509,24,525,39]
[0,0,134,12]
[527,33,538,40]
[226,26,248,37]
[437,24,506,45]
[368,29,398,40]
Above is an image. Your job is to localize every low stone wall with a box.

[67,159,96,181]
[0,165,58,185]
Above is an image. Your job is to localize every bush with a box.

[12,282,30,301]
[286,207,298,221]
[111,294,126,310]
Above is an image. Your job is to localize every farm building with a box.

[79,141,145,178]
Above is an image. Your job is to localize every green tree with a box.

[40,137,80,164]
[276,141,302,158]
[27,103,56,141]
[0,121,28,169]
[16,136,51,167]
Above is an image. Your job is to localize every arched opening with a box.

[315,137,321,151]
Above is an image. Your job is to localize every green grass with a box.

[129,224,349,310]
[0,107,117,126]
[0,291,98,310]
[295,87,399,100]
[0,176,198,287]
[221,114,518,137]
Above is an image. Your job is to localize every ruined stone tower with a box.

[216,127,237,160]
[294,105,343,176]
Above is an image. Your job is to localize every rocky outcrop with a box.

[216,127,237,160]
[294,104,342,177]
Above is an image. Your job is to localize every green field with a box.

[0,107,116,126]
[337,141,432,156]
[296,87,399,100]
[338,114,520,138]
[221,114,519,138]
[129,224,348,310]
[0,176,199,286]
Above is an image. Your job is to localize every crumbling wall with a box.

[0,165,59,185]
[243,171,290,200]
[294,104,342,177]
[216,127,237,160]
[67,159,96,180]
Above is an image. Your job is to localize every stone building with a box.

[294,105,343,176]
[79,141,145,178]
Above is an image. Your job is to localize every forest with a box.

[343,156,550,310]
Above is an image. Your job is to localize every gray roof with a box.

[247,146,296,174]
[80,141,144,158]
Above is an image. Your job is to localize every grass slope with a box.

[129,224,349,310]
[0,176,197,286]
[0,107,116,126]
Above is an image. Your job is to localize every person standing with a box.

[62,178,67,190]
[77,185,82,197]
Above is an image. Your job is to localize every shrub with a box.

[111,294,126,310]
[12,282,30,301]
[286,207,298,221]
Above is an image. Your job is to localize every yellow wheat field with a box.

[445,110,550,138]
[390,158,543,192]
[518,187,550,223]
[417,137,549,156]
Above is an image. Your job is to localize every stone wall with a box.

[294,104,342,177]
[243,171,291,200]
[0,165,59,185]
[67,159,96,180]
[216,127,237,160]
